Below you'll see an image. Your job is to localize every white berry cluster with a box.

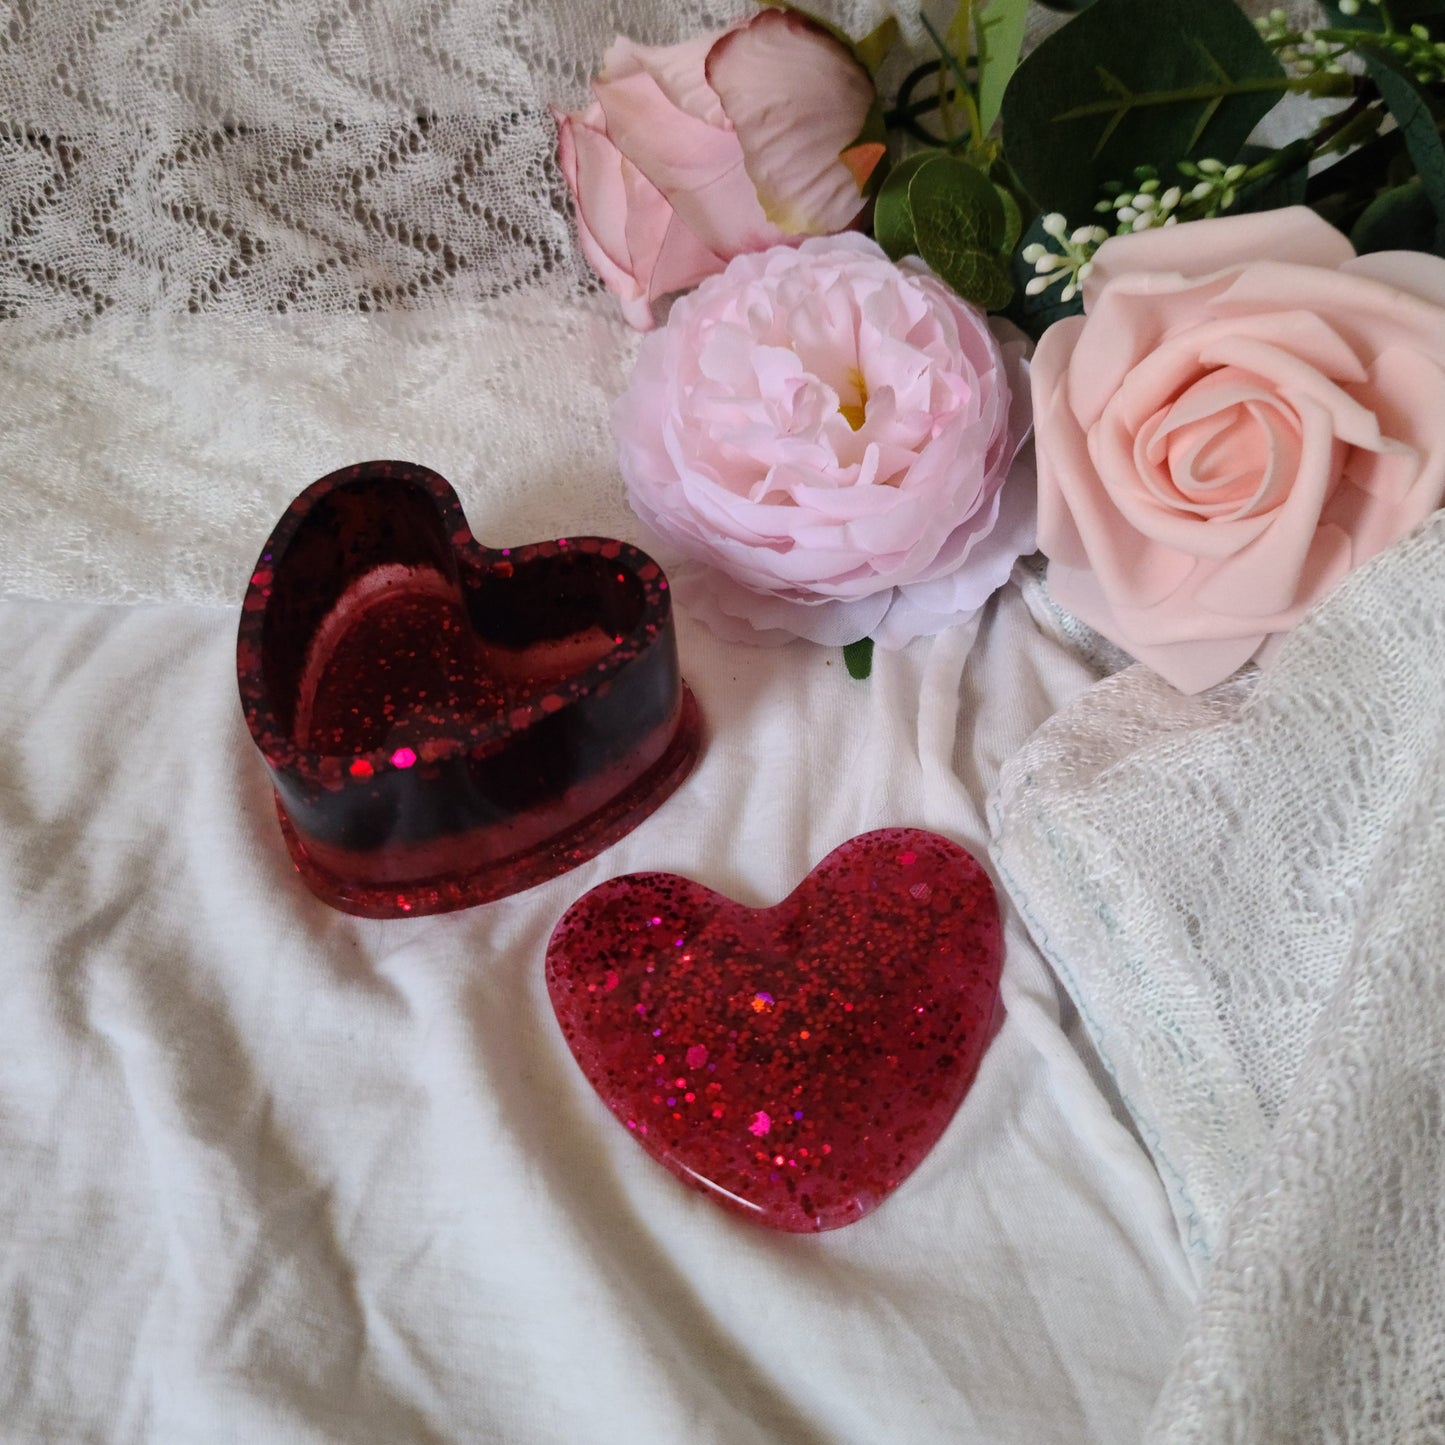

[1376,24,1445,84]
[1093,169,1184,232]
[1257,4,1445,84]
[1022,214,1108,303]
[1254,9,1352,76]
[1025,153,1253,307]
[1175,158,1250,217]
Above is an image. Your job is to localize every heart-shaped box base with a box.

[237,461,702,918]
[546,829,1004,1232]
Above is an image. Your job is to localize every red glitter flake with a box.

[545,829,1005,1233]
[235,461,703,919]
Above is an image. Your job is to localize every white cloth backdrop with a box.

[7,1,1435,1442]
[0,586,1195,1443]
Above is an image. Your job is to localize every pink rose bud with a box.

[1032,207,1445,693]
[553,11,879,330]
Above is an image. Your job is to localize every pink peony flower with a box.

[552,10,880,331]
[613,234,1035,649]
[1033,206,1445,694]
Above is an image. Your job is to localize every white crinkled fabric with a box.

[994,514,1445,1442]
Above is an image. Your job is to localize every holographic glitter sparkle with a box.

[546,828,1004,1233]
[236,461,702,919]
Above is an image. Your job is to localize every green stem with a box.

[1057,71,1343,122]
[1172,91,1382,225]
[919,11,985,154]
[1271,26,1390,49]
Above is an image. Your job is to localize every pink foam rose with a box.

[553,10,879,330]
[613,234,1035,649]
[1033,206,1445,693]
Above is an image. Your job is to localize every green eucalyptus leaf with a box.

[842,637,875,679]
[907,154,1015,309]
[976,0,1031,134]
[1307,130,1411,237]
[1317,0,1445,31]
[922,243,1015,311]
[1349,40,1445,238]
[1228,141,1310,215]
[995,181,1024,254]
[999,0,1286,224]
[1350,178,1441,253]
[873,151,937,259]
[909,155,1011,248]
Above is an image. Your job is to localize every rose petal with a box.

[1081,206,1354,309]
[554,104,651,319]
[1340,250,1445,309]
[1191,394,1345,616]
[1214,259,1445,361]
[704,9,875,236]
[600,32,730,126]
[1195,334,1381,450]
[1063,278,1224,430]
[648,213,729,305]
[592,70,786,255]
[1332,345,1445,552]
[1048,563,1266,693]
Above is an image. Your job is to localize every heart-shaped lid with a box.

[546,829,1004,1231]
[237,460,701,918]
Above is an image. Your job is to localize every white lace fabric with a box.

[994,514,1445,1440]
[0,0,981,607]
[0,0,971,340]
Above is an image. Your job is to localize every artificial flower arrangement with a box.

[554,0,1445,691]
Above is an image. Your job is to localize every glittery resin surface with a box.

[236,461,701,918]
[546,829,1005,1232]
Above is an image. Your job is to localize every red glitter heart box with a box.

[237,461,701,918]
[546,829,1005,1232]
